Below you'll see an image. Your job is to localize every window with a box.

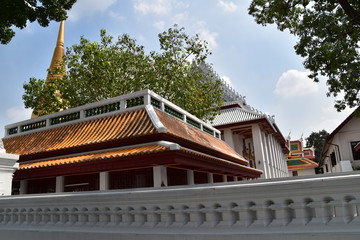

[290,144,298,151]
[292,171,298,176]
[350,141,360,160]
[330,152,337,167]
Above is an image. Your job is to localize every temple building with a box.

[3,90,262,194]
[286,139,318,176]
[319,106,360,173]
[212,85,289,179]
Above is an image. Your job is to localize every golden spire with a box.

[31,21,65,119]
[47,20,65,81]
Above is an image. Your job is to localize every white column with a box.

[144,93,151,105]
[19,180,27,195]
[262,133,271,178]
[207,173,214,184]
[269,135,278,178]
[153,166,168,187]
[232,134,242,154]
[56,176,64,193]
[252,125,267,179]
[274,136,284,177]
[223,129,235,150]
[264,133,274,179]
[278,142,288,176]
[100,172,109,190]
[187,170,194,185]
[275,139,286,177]
[223,175,228,182]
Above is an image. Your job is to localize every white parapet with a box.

[0,172,359,239]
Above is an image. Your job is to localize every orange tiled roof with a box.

[155,110,245,162]
[181,148,262,175]
[19,144,167,170]
[4,109,156,156]
[4,107,246,164]
[17,144,261,178]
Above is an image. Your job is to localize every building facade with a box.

[3,90,262,194]
[286,139,318,176]
[212,86,289,179]
[320,107,360,173]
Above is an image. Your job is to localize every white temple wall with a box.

[0,172,359,240]
[0,152,18,196]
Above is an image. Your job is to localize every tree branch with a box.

[337,0,360,25]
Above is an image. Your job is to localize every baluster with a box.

[144,208,160,227]
[187,206,205,227]
[173,207,189,227]
[202,205,222,227]
[133,207,146,226]
[26,209,34,225]
[51,209,60,225]
[110,208,122,226]
[344,199,359,224]
[287,202,308,226]
[11,209,19,224]
[122,208,134,226]
[158,207,175,227]
[60,208,69,225]
[308,201,326,225]
[217,205,238,227]
[19,209,26,225]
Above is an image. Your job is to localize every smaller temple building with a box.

[319,106,360,173]
[212,88,289,179]
[3,90,262,194]
[286,139,318,176]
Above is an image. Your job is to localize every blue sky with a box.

[0,0,354,141]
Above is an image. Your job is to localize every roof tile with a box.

[4,109,156,155]
[19,145,168,170]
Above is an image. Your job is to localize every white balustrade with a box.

[0,172,359,240]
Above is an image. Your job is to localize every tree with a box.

[23,25,224,121]
[305,130,330,162]
[248,0,360,112]
[0,0,76,44]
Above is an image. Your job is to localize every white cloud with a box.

[109,11,125,22]
[68,0,117,21]
[222,76,233,87]
[199,29,219,50]
[217,0,238,12]
[6,107,32,123]
[274,69,319,98]
[154,21,166,30]
[172,12,188,23]
[313,103,354,134]
[134,0,175,15]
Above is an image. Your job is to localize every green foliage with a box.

[0,0,76,44]
[249,0,360,111]
[23,25,224,120]
[305,129,329,162]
